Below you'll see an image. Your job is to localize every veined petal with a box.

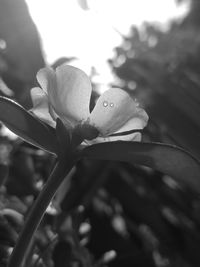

[54,65,92,124]
[30,87,56,128]
[89,88,148,136]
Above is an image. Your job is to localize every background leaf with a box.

[81,141,200,194]
[0,97,57,154]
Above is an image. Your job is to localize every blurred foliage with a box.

[109,0,200,159]
[0,0,200,267]
[2,132,200,267]
[177,0,200,27]
[0,0,45,108]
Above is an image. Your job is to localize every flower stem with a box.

[8,156,76,267]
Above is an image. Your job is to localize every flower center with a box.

[78,123,99,140]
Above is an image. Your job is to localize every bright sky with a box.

[25,0,189,90]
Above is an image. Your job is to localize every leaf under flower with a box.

[80,141,200,194]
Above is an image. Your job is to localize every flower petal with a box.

[53,65,92,124]
[112,110,148,134]
[36,67,56,94]
[30,87,56,127]
[89,88,148,136]
[85,132,141,145]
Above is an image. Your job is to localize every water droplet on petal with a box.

[110,103,114,108]
[103,101,108,107]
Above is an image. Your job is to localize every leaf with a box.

[0,97,57,154]
[80,141,200,194]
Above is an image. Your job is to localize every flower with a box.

[30,65,148,143]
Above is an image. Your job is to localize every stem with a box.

[8,156,76,267]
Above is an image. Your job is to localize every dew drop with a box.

[103,101,108,107]
[110,103,114,108]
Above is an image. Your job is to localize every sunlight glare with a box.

[25,0,189,92]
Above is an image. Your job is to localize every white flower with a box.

[31,65,148,143]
